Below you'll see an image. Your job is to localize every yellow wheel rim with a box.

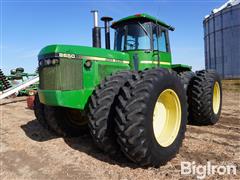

[213,82,221,114]
[153,89,181,147]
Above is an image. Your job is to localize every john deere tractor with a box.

[34,11,222,167]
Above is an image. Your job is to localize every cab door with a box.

[152,25,172,68]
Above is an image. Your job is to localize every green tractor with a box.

[34,11,222,167]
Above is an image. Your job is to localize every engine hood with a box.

[38,44,130,61]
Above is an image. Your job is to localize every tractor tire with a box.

[34,93,88,137]
[179,71,195,90]
[115,68,188,167]
[33,93,48,129]
[188,70,222,125]
[88,71,135,155]
[179,71,195,124]
[44,106,89,137]
[34,93,62,134]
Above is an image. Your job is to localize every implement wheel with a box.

[115,68,188,167]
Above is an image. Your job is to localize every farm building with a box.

[204,0,240,79]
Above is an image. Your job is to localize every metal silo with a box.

[204,0,240,79]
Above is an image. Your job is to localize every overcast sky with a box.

[1,0,226,73]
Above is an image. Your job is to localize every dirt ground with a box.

[0,88,239,179]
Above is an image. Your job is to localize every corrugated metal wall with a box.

[204,3,240,79]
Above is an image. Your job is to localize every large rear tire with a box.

[188,70,222,125]
[88,71,134,155]
[115,68,188,167]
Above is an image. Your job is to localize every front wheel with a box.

[33,93,48,129]
[44,106,89,137]
[115,68,188,167]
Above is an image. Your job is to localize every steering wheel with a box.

[126,39,137,49]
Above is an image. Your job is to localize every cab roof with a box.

[111,13,175,31]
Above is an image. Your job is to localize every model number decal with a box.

[57,53,129,64]
[59,53,76,59]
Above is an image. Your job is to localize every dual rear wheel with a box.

[89,68,222,166]
[180,70,222,125]
[88,68,188,166]
[114,69,188,166]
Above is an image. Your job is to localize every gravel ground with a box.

[0,90,239,180]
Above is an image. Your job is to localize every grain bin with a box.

[204,0,240,79]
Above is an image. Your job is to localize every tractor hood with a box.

[38,45,130,61]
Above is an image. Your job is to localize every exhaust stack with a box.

[101,16,113,49]
[91,10,101,48]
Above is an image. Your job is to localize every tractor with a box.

[34,11,222,167]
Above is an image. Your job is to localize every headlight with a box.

[84,60,92,68]
[51,58,59,65]
[38,58,60,67]
[39,60,43,66]
[45,59,52,65]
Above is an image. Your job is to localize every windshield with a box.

[114,22,151,51]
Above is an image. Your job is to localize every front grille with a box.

[39,59,83,90]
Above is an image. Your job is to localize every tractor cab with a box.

[111,14,174,69]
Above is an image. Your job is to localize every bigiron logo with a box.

[181,161,237,179]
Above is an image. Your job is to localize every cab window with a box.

[159,31,167,52]
[114,22,151,51]
[153,27,168,52]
